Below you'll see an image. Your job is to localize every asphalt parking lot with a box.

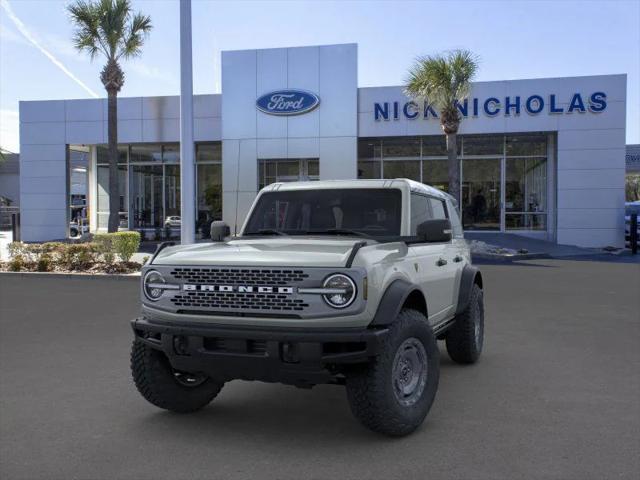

[1,259,639,480]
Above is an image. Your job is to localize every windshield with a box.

[243,188,402,237]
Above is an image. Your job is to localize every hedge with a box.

[3,231,141,272]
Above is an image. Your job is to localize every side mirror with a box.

[210,221,230,242]
[416,219,452,243]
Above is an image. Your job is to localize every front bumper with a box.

[131,317,389,386]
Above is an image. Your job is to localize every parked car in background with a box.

[625,201,640,248]
[69,221,89,238]
[164,216,181,229]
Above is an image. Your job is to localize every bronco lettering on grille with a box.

[182,285,294,294]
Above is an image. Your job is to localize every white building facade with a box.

[19,43,627,247]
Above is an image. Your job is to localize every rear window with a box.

[244,188,402,237]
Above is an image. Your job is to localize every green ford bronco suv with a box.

[131,179,484,436]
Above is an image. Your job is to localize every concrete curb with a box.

[0,271,140,280]
[472,252,551,263]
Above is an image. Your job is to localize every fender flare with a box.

[455,264,483,316]
[370,279,425,326]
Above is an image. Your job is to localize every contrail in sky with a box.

[1,0,100,98]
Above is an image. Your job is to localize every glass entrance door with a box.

[461,158,502,230]
[130,164,163,230]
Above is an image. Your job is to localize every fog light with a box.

[173,335,189,355]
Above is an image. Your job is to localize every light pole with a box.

[179,0,195,244]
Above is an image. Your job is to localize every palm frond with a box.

[67,0,152,80]
[405,49,479,113]
[118,12,152,60]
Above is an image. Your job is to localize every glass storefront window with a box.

[97,164,128,229]
[462,135,503,156]
[356,133,550,232]
[505,158,547,213]
[96,145,127,164]
[130,164,163,229]
[422,159,449,192]
[196,143,222,162]
[130,144,162,163]
[505,214,547,231]
[357,139,381,160]
[461,158,502,230]
[163,144,180,163]
[69,148,88,222]
[357,161,380,179]
[258,159,319,189]
[506,134,547,156]
[381,136,420,159]
[421,136,447,156]
[196,163,222,238]
[383,160,421,182]
[164,164,181,225]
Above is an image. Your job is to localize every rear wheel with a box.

[446,284,484,364]
[345,309,440,436]
[131,340,224,413]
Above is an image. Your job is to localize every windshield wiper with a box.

[243,229,287,236]
[303,228,372,239]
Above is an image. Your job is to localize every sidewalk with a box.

[465,232,603,258]
[464,232,640,264]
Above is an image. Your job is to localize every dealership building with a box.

[18,43,627,247]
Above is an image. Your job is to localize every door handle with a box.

[453,255,463,263]
[436,258,447,267]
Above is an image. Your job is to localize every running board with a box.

[433,318,456,337]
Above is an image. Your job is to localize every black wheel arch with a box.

[455,265,483,316]
[370,279,428,327]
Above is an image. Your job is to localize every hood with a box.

[152,237,365,267]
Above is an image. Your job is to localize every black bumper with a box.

[131,317,389,386]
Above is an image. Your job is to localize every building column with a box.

[179,0,195,244]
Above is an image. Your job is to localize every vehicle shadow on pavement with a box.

[129,357,463,446]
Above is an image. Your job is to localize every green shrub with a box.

[94,233,116,264]
[112,231,140,262]
[8,254,25,272]
[36,253,53,272]
[8,242,28,260]
[57,243,98,270]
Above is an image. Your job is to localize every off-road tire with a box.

[446,284,484,364]
[131,340,224,413]
[345,309,439,436]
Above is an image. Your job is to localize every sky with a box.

[1,0,638,153]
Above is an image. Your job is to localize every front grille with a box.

[171,291,309,311]
[170,267,308,285]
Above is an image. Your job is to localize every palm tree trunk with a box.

[446,132,460,205]
[107,90,119,233]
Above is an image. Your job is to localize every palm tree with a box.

[68,0,152,232]
[405,50,478,205]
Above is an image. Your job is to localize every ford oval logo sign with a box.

[256,89,320,116]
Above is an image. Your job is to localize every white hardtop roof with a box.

[262,178,449,200]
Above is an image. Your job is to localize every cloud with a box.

[0,109,19,153]
[0,0,99,98]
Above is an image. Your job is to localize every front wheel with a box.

[131,340,224,413]
[345,309,440,436]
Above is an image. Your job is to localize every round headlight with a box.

[143,270,166,301]
[322,274,356,309]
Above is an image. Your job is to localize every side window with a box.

[410,194,432,234]
[429,198,447,220]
